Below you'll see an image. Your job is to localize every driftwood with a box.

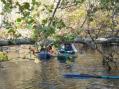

[0,37,118,46]
[0,38,35,46]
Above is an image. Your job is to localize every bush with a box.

[0,52,9,62]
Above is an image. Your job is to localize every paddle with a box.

[64,73,119,79]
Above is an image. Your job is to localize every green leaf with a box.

[25,16,35,24]
[32,0,36,5]
[23,2,30,10]
[42,19,48,25]
[16,18,22,22]
[23,11,30,17]
[52,18,66,29]
[8,29,16,34]
[43,4,54,13]
[27,24,33,29]
[40,26,55,38]
[1,0,6,4]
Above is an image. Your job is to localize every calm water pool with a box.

[0,47,119,89]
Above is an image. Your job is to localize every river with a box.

[0,46,119,89]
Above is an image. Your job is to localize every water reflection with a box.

[39,59,59,89]
[0,50,119,89]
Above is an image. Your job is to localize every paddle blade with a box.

[100,76,119,79]
[64,73,96,79]
[64,73,119,79]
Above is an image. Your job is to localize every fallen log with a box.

[0,38,35,46]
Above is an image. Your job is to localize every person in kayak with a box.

[47,45,53,53]
[38,46,51,60]
[47,44,56,56]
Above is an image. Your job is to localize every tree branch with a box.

[48,0,62,26]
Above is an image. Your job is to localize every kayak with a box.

[57,43,77,63]
[38,51,52,60]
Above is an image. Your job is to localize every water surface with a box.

[0,47,119,89]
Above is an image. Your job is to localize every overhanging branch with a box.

[48,0,62,26]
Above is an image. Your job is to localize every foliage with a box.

[61,0,85,6]
[0,0,119,41]
[31,17,65,41]
[0,52,8,62]
[51,18,66,29]
[53,33,77,47]
[1,0,13,12]
[0,0,67,41]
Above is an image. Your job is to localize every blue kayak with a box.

[38,51,52,60]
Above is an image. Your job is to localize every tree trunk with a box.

[0,38,35,46]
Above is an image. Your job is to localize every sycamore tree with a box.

[1,0,118,42]
[0,0,65,41]
[0,0,85,46]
